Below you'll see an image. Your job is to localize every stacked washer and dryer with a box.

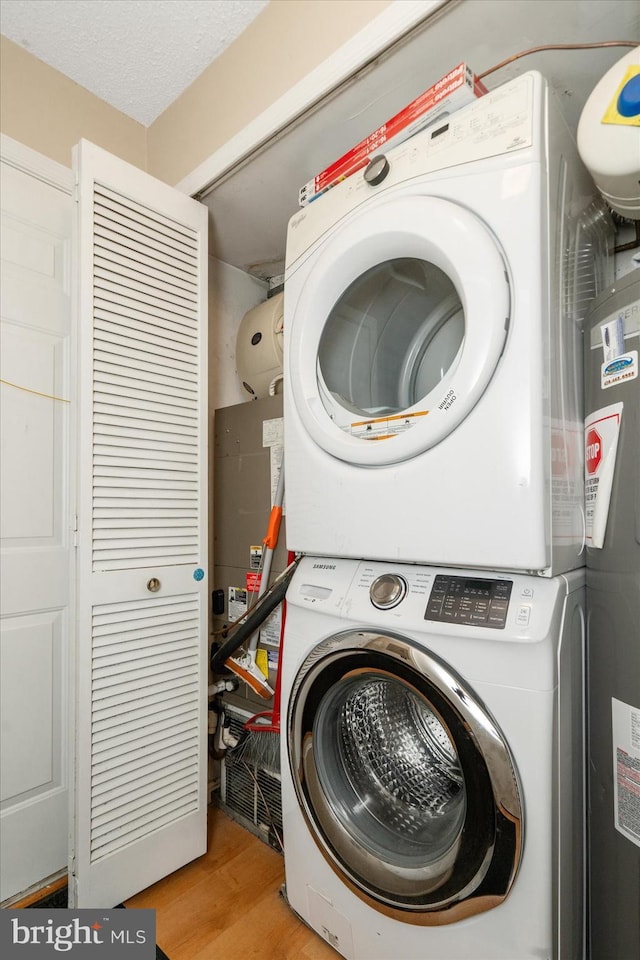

[279,72,614,960]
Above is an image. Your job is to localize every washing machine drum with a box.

[288,631,523,924]
[287,195,510,465]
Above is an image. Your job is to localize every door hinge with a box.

[73,177,80,203]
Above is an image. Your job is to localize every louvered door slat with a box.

[95,421,197,443]
[94,252,198,300]
[93,211,198,268]
[94,268,198,314]
[95,233,198,283]
[94,313,198,353]
[94,382,198,412]
[91,802,198,862]
[93,349,198,385]
[94,276,197,320]
[92,750,195,804]
[93,696,198,740]
[94,292,198,331]
[94,340,197,374]
[72,139,207,907]
[92,772,198,830]
[91,678,199,716]
[95,185,198,246]
[95,440,198,457]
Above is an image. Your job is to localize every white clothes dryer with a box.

[283,72,613,576]
[280,556,585,960]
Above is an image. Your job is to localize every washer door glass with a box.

[288,634,523,922]
[287,194,510,466]
[318,258,464,421]
[314,673,466,874]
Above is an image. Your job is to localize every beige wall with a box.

[0,36,146,170]
[146,0,392,185]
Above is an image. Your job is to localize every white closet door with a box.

[70,140,208,908]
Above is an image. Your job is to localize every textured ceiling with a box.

[0,0,269,125]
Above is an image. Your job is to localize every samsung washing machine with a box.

[280,556,585,960]
[284,71,613,576]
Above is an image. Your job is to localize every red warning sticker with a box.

[246,572,262,594]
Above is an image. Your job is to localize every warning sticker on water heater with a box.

[612,698,640,848]
[350,410,428,440]
[584,403,623,549]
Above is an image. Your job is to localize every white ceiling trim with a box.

[177,0,447,197]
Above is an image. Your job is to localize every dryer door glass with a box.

[318,258,464,419]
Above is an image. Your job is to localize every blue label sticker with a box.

[604,356,633,375]
[193,567,205,581]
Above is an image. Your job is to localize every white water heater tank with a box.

[236,292,284,399]
[577,47,640,219]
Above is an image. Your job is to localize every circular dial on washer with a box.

[370,574,407,609]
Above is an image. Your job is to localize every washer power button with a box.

[370,574,407,609]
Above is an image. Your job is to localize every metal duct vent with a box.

[218,705,282,852]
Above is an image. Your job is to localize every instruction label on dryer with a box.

[612,698,640,848]
[350,410,428,440]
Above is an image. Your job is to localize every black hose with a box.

[210,557,299,672]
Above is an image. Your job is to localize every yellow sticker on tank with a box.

[601,65,640,127]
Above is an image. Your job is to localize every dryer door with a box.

[287,631,523,924]
[287,195,510,465]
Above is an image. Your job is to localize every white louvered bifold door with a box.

[70,140,208,908]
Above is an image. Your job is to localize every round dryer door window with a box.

[287,195,510,465]
[287,631,523,924]
[318,257,465,422]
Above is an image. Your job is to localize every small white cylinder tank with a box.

[236,292,284,399]
[577,47,640,219]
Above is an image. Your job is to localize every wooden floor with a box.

[126,806,340,960]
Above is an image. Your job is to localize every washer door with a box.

[287,195,510,465]
[288,631,523,924]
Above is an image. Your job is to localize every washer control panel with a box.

[425,575,513,629]
[370,573,407,609]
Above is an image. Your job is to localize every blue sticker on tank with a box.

[193,568,205,581]
[604,356,633,375]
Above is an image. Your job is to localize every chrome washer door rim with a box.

[287,631,523,924]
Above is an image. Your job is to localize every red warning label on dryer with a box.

[350,410,428,440]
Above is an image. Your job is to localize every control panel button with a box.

[370,573,407,609]
[516,604,531,626]
[425,575,513,629]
